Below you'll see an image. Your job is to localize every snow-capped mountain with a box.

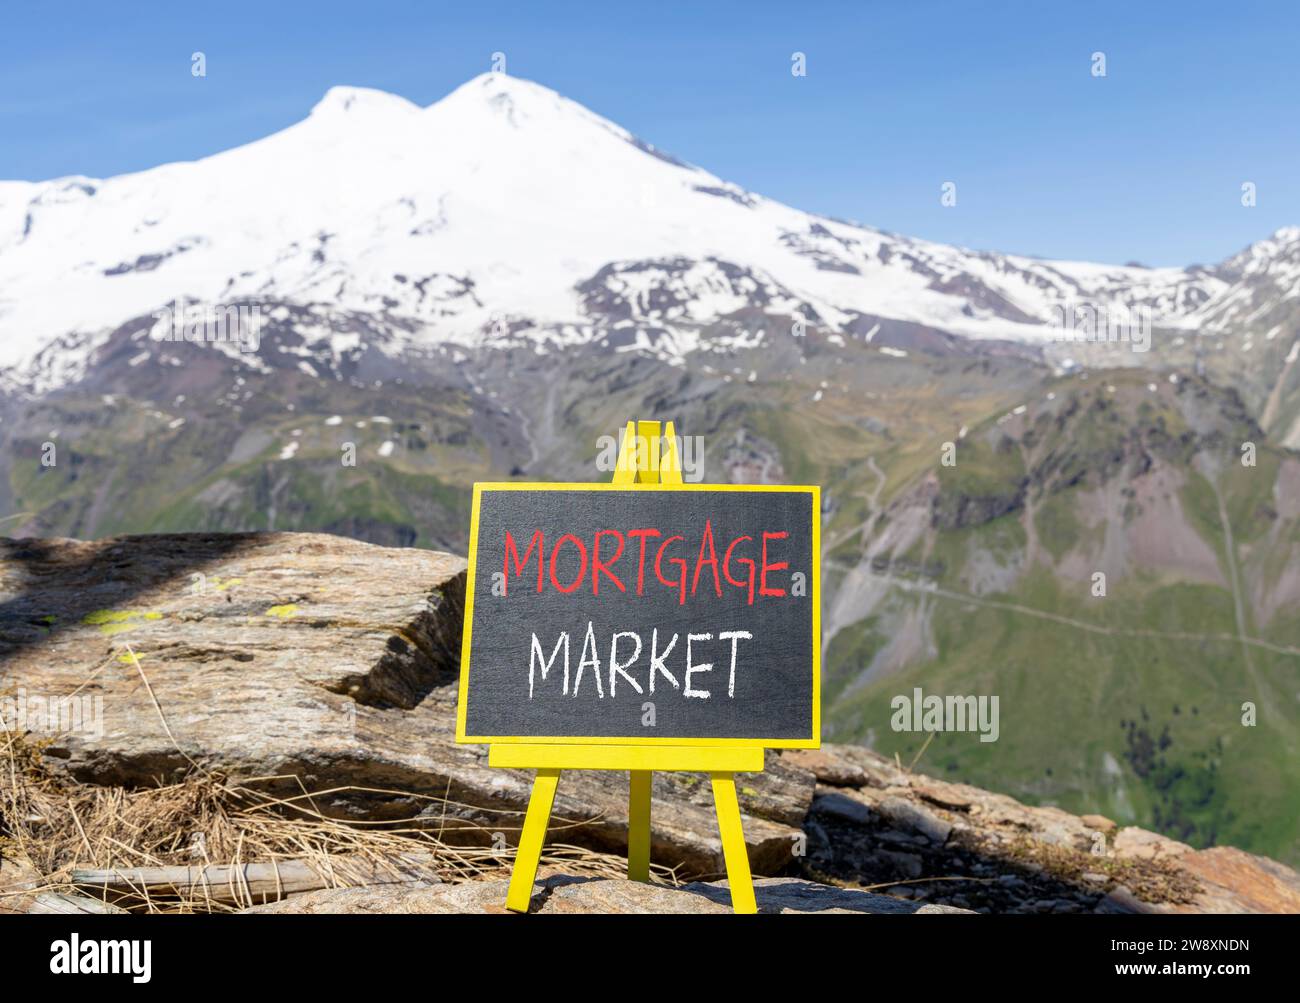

[6,72,1290,393]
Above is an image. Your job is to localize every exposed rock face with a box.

[929,483,1026,532]
[791,745,1300,915]
[3,532,1298,913]
[240,875,971,915]
[0,531,469,774]
[0,532,807,878]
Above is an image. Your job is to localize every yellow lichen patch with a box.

[82,610,134,626]
[265,604,299,619]
[211,576,243,592]
[81,609,165,636]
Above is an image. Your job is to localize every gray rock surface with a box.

[241,875,972,914]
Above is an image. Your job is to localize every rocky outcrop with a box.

[929,483,1026,532]
[240,875,971,915]
[788,745,1300,915]
[0,532,807,878]
[3,532,1297,914]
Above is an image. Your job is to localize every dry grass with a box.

[1001,834,1201,905]
[0,725,681,913]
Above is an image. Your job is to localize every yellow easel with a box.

[491,420,762,914]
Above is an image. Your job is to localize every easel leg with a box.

[710,771,758,914]
[506,768,561,913]
[628,770,652,881]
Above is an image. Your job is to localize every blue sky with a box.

[2,0,1295,266]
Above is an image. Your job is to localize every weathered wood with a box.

[71,853,439,906]
[27,891,129,914]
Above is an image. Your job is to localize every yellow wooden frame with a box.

[455,483,821,748]
[458,420,821,914]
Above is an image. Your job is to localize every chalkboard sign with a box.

[455,483,820,747]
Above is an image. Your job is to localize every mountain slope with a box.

[820,368,1300,863]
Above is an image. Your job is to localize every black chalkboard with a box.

[455,484,820,747]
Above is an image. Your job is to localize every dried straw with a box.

[1,722,681,913]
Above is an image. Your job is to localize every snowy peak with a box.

[422,72,698,179]
[432,72,629,134]
[435,72,561,116]
[309,85,421,120]
[1219,225,1300,277]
